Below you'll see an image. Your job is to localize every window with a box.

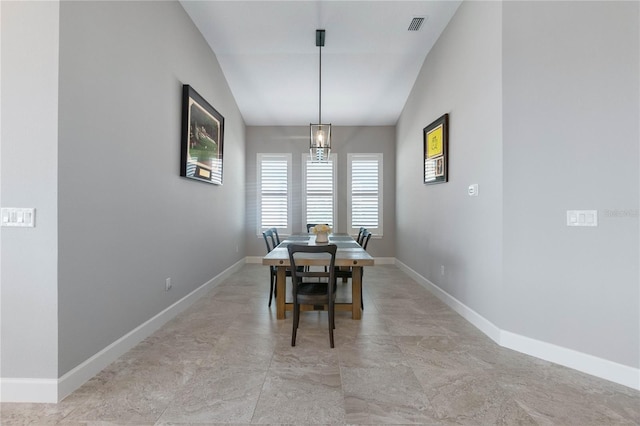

[257,153,291,235]
[302,153,337,229]
[348,153,383,236]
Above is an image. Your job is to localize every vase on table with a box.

[315,232,329,243]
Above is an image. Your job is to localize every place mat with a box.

[278,242,309,247]
[331,241,361,248]
[328,235,354,241]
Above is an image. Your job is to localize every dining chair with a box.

[262,229,279,307]
[306,223,329,233]
[337,227,366,283]
[270,227,281,245]
[287,243,338,348]
[263,229,303,307]
[360,229,372,251]
[335,230,371,310]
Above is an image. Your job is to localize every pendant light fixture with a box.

[310,29,331,162]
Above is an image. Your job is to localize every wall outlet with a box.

[440,265,445,276]
[165,278,172,291]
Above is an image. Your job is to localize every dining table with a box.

[262,233,374,320]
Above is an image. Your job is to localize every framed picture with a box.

[423,113,448,184]
[180,84,225,185]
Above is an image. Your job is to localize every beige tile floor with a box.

[2,264,639,425]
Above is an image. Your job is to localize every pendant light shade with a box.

[310,124,331,161]
[310,29,331,162]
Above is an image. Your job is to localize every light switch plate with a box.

[468,184,478,196]
[567,210,597,227]
[1,208,36,227]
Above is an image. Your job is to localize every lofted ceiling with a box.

[180,1,461,126]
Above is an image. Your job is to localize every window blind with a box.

[303,154,336,228]
[348,153,383,235]
[258,154,291,233]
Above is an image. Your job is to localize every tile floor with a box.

[2,264,639,425]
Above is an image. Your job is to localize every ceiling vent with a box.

[408,17,425,31]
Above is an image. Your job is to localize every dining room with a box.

[1,0,638,421]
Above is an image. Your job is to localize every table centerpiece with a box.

[311,224,331,243]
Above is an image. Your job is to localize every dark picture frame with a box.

[423,113,449,185]
[180,84,225,185]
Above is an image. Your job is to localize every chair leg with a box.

[360,269,364,310]
[268,272,275,307]
[291,301,299,347]
[328,303,335,348]
[333,315,336,329]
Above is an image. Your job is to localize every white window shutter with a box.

[258,154,291,234]
[302,154,336,229]
[348,153,383,236]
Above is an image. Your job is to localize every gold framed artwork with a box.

[423,113,449,184]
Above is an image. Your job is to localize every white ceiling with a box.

[180,1,461,126]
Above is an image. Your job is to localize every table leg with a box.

[351,266,363,320]
[276,266,286,319]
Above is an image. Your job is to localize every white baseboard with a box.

[0,258,245,403]
[394,259,640,391]
[500,330,640,391]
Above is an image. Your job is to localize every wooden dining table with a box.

[262,233,374,320]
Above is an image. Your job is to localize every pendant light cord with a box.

[318,43,322,124]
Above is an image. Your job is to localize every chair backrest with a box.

[361,230,372,250]
[262,229,277,253]
[270,227,281,245]
[356,227,366,245]
[287,244,337,294]
[306,223,329,233]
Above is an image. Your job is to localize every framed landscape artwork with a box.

[423,113,448,185]
[180,84,225,185]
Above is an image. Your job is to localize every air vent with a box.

[408,17,425,31]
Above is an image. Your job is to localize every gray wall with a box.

[397,0,639,370]
[1,0,60,380]
[396,1,504,325]
[0,0,248,380]
[56,0,246,376]
[245,126,395,259]
[502,1,639,368]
